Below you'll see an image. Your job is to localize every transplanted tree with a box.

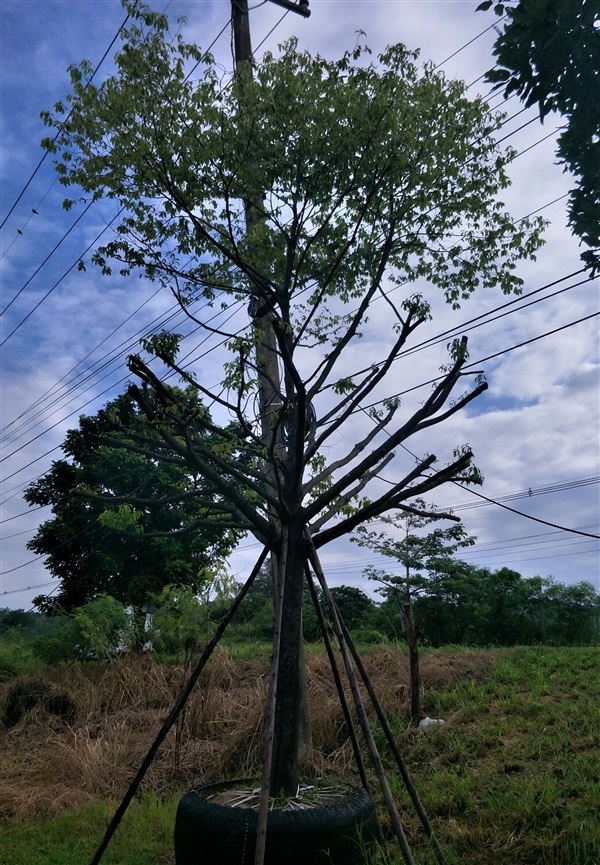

[352,502,475,721]
[478,0,600,273]
[42,1,544,794]
[24,388,237,624]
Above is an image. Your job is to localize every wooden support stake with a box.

[304,564,372,798]
[306,533,416,865]
[89,546,270,865]
[340,620,446,864]
[254,528,289,865]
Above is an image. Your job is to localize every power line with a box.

[0,580,56,598]
[0,294,240,461]
[451,485,600,539]
[0,4,135,231]
[352,277,598,412]
[1,527,38,541]
[470,545,600,568]
[0,207,123,347]
[0,298,187,444]
[362,395,600,545]
[460,523,600,552]
[329,268,591,394]
[446,477,600,512]
[0,505,48,525]
[0,201,96,318]
[0,285,165,439]
[0,5,236,347]
[434,13,506,69]
[466,309,600,369]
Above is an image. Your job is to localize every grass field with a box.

[1,645,599,864]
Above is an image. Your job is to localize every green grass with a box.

[2,646,599,864]
[0,795,178,865]
[384,647,600,864]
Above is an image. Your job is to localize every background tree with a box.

[483,566,532,645]
[542,578,600,645]
[328,586,376,632]
[72,594,135,658]
[421,559,499,645]
[151,564,238,663]
[353,503,475,721]
[151,585,213,665]
[301,585,376,642]
[42,1,544,794]
[24,388,237,623]
[410,565,600,647]
[478,0,600,273]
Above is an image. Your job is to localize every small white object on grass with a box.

[418,717,446,729]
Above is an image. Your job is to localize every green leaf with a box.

[139,331,183,364]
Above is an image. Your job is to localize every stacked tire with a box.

[174,780,379,865]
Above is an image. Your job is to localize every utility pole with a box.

[230,0,313,794]
[232,0,309,444]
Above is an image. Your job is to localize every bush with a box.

[351,628,388,646]
[0,639,37,681]
[31,617,82,665]
[2,678,76,728]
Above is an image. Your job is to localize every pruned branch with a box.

[305,340,475,522]
[309,452,395,532]
[313,449,473,547]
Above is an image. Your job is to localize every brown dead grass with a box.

[0,645,498,824]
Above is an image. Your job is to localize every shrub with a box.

[2,678,76,728]
[0,639,37,681]
[31,617,82,665]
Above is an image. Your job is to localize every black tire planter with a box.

[174,780,379,865]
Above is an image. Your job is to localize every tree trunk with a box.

[404,602,421,724]
[269,523,311,795]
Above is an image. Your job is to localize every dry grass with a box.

[3,645,599,864]
[0,645,497,826]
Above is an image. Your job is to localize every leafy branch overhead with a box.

[40,2,545,550]
[38,0,549,798]
[478,0,600,273]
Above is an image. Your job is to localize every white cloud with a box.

[1,0,598,609]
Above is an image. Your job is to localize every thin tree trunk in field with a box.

[404,602,422,724]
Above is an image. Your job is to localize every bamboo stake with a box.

[254,527,289,865]
[340,620,446,864]
[304,564,372,796]
[89,545,270,865]
[305,532,416,865]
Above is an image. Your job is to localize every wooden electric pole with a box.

[232,0,309,444]
[230,0,313,795]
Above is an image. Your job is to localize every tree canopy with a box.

[479,0,600,272]
[41,0,545,794]
[24,388,237,614]
[353,503,476,603]
[41,4,545,549]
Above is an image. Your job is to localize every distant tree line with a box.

[371,563,600,648]
[1,563,598,676]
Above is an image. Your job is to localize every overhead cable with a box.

[0,4,134,231]
[451,485,600,539]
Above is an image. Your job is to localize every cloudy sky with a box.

[1,0,598,611]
